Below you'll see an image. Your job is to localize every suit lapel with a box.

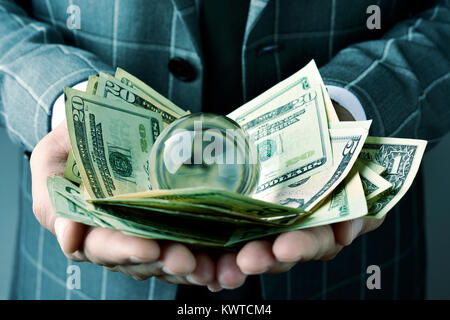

[171,0,202,56]
[244,0,270,41]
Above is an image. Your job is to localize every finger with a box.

[159,242,196,276]
[333,217,386,246]
[207,281,222,292]
[157,275,191,285]
[217,252,247,290]
[83,227,160,266]
[54,218,86,255]
[273,226,338,262]
[236,240,276,275]
[186,253,215,286]
[265,261,297,274]
[113,262,165,280]
[30,122,71,233]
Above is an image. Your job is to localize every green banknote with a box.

[225,167,368,245]
[360,137,427,219]
[96,72,186,126]
[115,67,188,116]
[228,84,333,194]
[86,75,99,95]
[65,87,163,198]
[255,124,369,211]
[108,187,310,221]
[356,160,392,201]
[90,196,300,226]
[358,158,386,175]
[49,176,283,247]
[63,151,82,185]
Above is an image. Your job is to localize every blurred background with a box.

[0,126,449,299]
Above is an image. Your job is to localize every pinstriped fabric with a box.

[168,4,177,101]
[359,235,367,299]
[2,0,447,300]
[272,0,281,82]
[328,0,336,59]
[35,226,45,300]
[111,0,119,67]
[241,0,270,101]
[44,0,55,26]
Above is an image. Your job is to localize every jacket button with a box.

[168,57,196,82]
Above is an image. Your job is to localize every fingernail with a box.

[54,218,69,248]
[242,267,269,275]
[162,266,175,275]
[352,219,364,240]
[207,283,222,292]
[129,256,144,264]
[186,275,202,285]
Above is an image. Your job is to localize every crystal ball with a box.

[149,113,260,195]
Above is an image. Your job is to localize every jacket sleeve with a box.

[0,0,114,151]
[320,0,450,145]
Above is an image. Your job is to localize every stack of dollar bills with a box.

[48,60,427,248]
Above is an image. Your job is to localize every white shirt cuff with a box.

[326,85,367,121]
[51,80,89,130]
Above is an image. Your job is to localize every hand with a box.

[213,218,385,291]
[30,121,216,287]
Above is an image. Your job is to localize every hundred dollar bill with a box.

[115,67,188,116]
[360,137,427,219]
[65,87,163,198]
[96,72,187,126]
[255,125,369,211]
[228,85,333,194]
[355,160,392,201]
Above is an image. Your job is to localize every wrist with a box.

[326,85,367,121]
[331,100,356,121]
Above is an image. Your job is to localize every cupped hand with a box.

[214,218,385,291]
[30,121,216,287]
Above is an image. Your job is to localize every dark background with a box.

[1,127,449,299]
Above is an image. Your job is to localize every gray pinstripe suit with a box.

[1,0,449,299]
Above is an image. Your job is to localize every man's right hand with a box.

[30,121,221,289]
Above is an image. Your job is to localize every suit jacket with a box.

[2,0,449,299]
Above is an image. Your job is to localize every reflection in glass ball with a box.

[149,113,260,195]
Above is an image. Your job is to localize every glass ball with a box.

[149,113,260,195]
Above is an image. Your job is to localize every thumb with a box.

[54,217,86,255]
